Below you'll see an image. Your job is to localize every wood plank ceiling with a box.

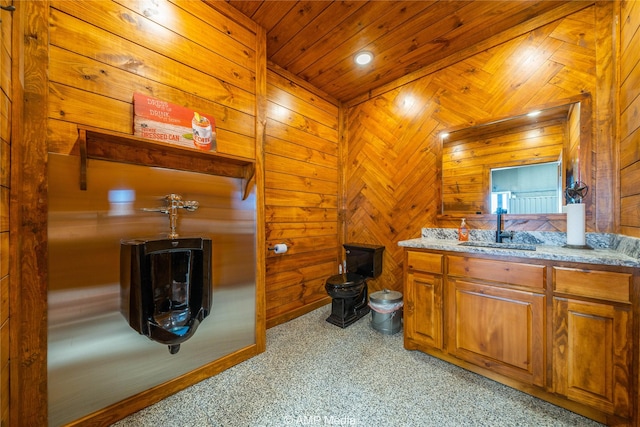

[224,0,577,103]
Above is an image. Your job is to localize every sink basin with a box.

[458,241,537,251]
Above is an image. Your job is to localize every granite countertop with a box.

[398,229,640,268]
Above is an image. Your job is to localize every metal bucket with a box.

[369,289,403,335]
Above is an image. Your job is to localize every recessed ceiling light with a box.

[354,51,373,65]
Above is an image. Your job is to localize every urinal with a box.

[120,237,212,354]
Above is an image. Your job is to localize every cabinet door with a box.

[553,297,631,416]
[448,279,545,387]
[405,271,443,350]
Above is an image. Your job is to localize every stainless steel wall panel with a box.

[47,154,256,426]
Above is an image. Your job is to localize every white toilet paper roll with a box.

[566,203,586,246]
[272,243,288,254]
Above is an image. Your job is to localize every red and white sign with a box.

[133,93,217,152]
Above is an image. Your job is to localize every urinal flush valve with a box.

[143,193,199,239]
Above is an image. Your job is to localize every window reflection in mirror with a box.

[490,162,562,214]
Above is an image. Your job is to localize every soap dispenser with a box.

[458,218,469,241]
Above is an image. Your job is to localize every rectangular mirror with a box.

[440,93,591,216]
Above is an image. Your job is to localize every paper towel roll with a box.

[566,203,585,246]
[272,243,288,254]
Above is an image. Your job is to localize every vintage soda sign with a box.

[133,93,216,151]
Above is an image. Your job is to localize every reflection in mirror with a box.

[440,94,591,216]
[490,162,562,214]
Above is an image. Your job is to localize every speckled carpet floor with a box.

[112,306,603,427]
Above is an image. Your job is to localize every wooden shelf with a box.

[76,126,255,199]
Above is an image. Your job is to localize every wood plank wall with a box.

[0,1,12,425]
[13,1,265,425]
[47,0,257,158]
[566,102,581,183]
[345,5,609,294]
[265,64,340,327]
[620,0,640,237]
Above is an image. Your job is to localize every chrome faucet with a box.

[495,208,513,243]
[143,194,199,239]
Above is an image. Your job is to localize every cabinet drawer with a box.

[448,256,545,289]
[407,251,443,274]
[553,267,631,303]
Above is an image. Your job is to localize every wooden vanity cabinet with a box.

[552,266,633,418]
[404,251,444,351]
[403,251,547,386]
[446,256,546,387]
[403,247,639,426]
